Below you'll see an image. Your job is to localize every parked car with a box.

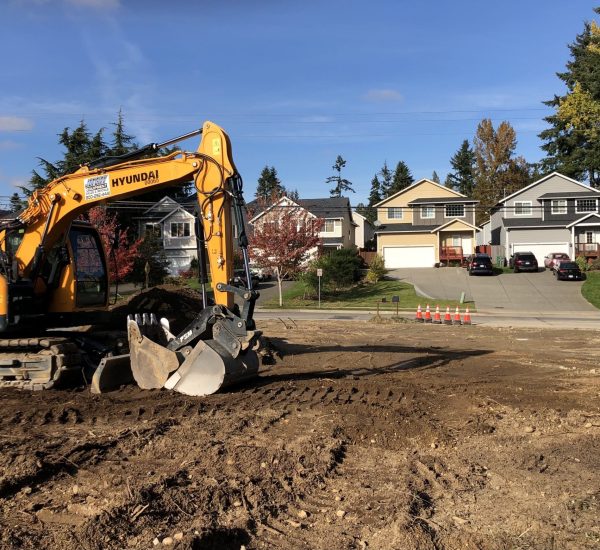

[230,268,260,288]
[467,253,494,276]
[509,251,539,273]
[543,252,570,271]
[554,261,585,281]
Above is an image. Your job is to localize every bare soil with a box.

[0,314,599,549]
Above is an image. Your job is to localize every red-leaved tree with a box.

[249,197,323,306]
[87,207,141,282]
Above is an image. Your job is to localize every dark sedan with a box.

[554,261,585,281]
[467,254,494,275]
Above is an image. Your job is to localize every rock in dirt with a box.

[336,510,346,518]
[297,510,308,519]
[162,536,174,546]
[174,532,184,541]
[524,426,536,433]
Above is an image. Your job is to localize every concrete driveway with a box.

[389,267,598,313]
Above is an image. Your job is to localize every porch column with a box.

[571,226,575,258]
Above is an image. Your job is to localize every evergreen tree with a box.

[386,161,413,196]
[255,166,285,200]
[286,188,300,202]
[9,192,24,213]
[368,175,382,206]
[446,140,476,196]
[378,162,394,199]
[431,171,440,184]
[326,155,354,197]
[539,8,600,186]
[357,174,382,223]
[110,109,136,156]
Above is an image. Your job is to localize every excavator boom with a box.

[0,121,260,395]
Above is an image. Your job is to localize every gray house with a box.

[135,196,198,275]
[489,172,600,264]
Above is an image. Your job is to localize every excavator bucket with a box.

[126,314,259,396]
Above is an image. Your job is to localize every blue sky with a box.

[0,0,598,208]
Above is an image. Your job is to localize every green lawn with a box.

[581,271,600,309]
[261,279,473,311]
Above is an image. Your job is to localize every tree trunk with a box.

[277,268,283,307]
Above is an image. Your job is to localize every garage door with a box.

[512,243,570,265]
[383,246,435,268]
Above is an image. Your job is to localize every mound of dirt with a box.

[110,285,204,333]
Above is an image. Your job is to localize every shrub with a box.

[366,254,387,282]
[588,258,600,271]
[576,255,590,272]
[323,248,362,290]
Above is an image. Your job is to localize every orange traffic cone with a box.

[453,306,462,325]
[443,306,452,325]
[463,306,472,325]
[433,305,442,324]
[424,304,432,323]
[415,304,424,322]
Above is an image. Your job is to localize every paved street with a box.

[388,267,597,313]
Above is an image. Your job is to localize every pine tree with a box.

[358,174,382,223]
[446,140,476,196]
[255,166,285,200]
[9,192,24,213]
[539,8,600,186]
[387,161,413,196]
[431,171,440,184]
[326,155,354,197]
[378,162,394,199]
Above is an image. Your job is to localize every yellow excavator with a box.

[0,121,260,396]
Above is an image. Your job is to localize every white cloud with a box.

[0,116,34,132]
[363,89,403,103]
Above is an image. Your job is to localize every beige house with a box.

[374,179,479,268]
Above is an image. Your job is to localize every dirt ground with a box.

[0,316,599,549]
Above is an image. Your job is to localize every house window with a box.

[514,201,532,216]
[576,198,597,213]
[170,222,190,237]
[551,200,567,215]
[387,207,403,220]
[145,223,161,237]
[323,220,335,232]
[587,231,594,244]
[452,235,461,247]
[421,206,435,219]
[445,204,465,218]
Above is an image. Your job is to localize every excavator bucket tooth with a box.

[164,339,259,397]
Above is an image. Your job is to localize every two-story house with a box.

[489,172,600,264]
[247,195,356,253]
[374,179,479,268]
[135,196,198,275]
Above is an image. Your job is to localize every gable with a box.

[497,172,595,206]
[143,196,180,214]
[432,219,479,233]
[376,179,464,208]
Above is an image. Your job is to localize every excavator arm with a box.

[0,121,260,395]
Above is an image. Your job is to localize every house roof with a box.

[566,213,600,228]
[374,178,465,207]
[431,219,480,233]
[297,197,351,218]
[494,172,594,206]
[248,195,352,223]
[407,196,478,205]
[503,218,565,229]
[538,191,600,200]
